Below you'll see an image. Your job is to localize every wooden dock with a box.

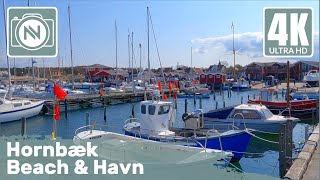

[285,124,319,180]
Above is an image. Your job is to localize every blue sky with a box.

[0,0,319,69]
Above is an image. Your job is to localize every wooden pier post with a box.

[174,99,177,109]
[213,92,216,100]
[21,117,26,137]
[184,99,188,113]
[285,120,293,169]
[199,96,202,109]
[247,94,249,100]
[216,101,218,109]
[193,93,196,105]
[104,107,107,121]
[279,120,294,178]
[279,123,286,178]
[253,94,256,99]
[131,104,135,118]
[86,112,90,128]
[64,99,68,119]
[241,96,243,104]
[316,100,319,123]
[223,100,225,108]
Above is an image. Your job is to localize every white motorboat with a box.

[202,104,299,133]
[303,70,319,87]
[0,90,44,123]
[231,79,251,91]
[73,124,232,165]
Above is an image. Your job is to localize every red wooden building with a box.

[199,73,226,84]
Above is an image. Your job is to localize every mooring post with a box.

[199,96,202,109]
[213,92,216,100]
[248,94,249,100]
[184,99,188,113]
[316,100,319,123]
[253,94,256,99]
[216,101,218,109]
[104,107,107,121]
[174,99,177,109]
[86,112,90,129]
[131,104,135,118]
[21,117,26,137]
[193,93,196,105]
[305,126,309,142]
[285,120,293,172]
[241,96,243,104]
[279,123,286,178]
[223,100,225,108]
[64,99,68,119]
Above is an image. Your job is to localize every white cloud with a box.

[190,32,319,67]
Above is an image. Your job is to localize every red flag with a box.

[157,80,162,91]
[53,84,67,100]
[100,88,105,97]
[173,92,177,99]
[174,80,178,88]
[168,82,173,90]
[163,94,168,100]
[54,104,60,120]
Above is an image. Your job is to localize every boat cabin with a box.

[139,100,176,136]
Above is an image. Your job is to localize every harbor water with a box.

[0,90,316,177]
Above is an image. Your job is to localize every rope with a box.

[246,128,279,135]
[245,129,279,144]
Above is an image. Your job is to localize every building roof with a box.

[295,60,319,67]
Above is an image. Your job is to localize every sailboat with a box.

[0,90,44,123]
[230,22,251,91]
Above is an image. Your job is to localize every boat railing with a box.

[232,113,247,129]
[124,118,139,126]
[203,123,240,131]
[205,129,223,151]
[127,128,210,152]
[74,124,113,139]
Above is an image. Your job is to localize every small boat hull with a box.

[0,101,44,123]
[177,93,210,99]
[124,129,251,161]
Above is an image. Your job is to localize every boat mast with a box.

[131,32,134,92]
[147,7,151,84]
[190,46,193,80]
[68,5,75,88]
[231,22,237,81]
[115,20,118,89]
[128,32,131,83]
[139,43,142,74]
[43,58,46,83]
[286,60,291,117]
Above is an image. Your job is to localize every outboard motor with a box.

[182,112,200,129]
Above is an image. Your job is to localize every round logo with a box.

[15,16,50,50]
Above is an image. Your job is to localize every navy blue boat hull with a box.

[124,130,252,162]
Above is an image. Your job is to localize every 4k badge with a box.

[263,7,313,57]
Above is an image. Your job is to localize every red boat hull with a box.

[248,99,317,109]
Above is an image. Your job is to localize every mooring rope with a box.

[245,129,279,144]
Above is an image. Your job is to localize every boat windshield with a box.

[261,108,273,118]
[158,105,170,115]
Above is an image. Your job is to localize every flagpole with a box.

[52,98,56,140]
